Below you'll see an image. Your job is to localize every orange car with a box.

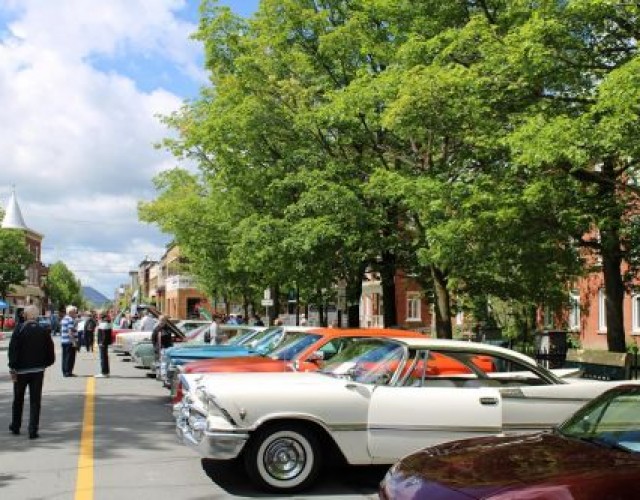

[171,327,424,403]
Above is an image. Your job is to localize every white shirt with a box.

[138,315,157,332]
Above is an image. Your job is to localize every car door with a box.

[367,351,503,463]
[367,384,502,462]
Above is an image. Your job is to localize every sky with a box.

[0,0,260,298]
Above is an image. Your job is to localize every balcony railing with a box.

[165,275,196,291]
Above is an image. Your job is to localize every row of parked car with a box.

[113,315,640,498]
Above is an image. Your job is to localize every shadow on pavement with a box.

[200,458,387,497]
[0,390,175,460]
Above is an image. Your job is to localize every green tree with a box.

[44,261,83,313]
[488,1,640,352]
[0,229,34,299]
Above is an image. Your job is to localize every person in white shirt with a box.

[138,311,157,331]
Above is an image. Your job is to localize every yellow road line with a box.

[75,377,95,500]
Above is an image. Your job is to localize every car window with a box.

[401,350,549,388]
[561,387,640,452]
[401,351,474,387]
[321,339,406,385]
[316,338,349,361]
[269,333,322,360]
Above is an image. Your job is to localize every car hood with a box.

[183,356,290,374]
[385,433,640,499]
[183,371,350,396]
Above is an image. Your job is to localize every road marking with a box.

[75,377,95,500]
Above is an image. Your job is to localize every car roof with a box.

[303,327,424,338]
[387,336,537,365]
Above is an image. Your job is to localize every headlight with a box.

[195,386,224,417]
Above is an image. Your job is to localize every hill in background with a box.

[82,286,111,309]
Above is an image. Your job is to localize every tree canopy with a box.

[0,229,34,300]
[142,0,640,350]
[44,261,84,313]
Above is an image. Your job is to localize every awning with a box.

[0,299,9,309]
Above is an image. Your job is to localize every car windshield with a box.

[559,386,640,453]
[241,327,284,351]
[268,333,322,360]
[228,328,259,345]
[320,338,406,385]
[186,324,210,341]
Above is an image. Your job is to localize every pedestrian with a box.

[139,310,157,331]
[119,313,131,329]
[15,309,25,327]
[252,313,264,326]
[95,312,112,378]
[151,315,173,363]
[210,315,227,344]
[8,304,55,439]
[60,305,78,377]
[83,311,97,352]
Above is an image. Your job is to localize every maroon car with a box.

[380,384,640,500]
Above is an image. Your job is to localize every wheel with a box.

[243,423,322,493]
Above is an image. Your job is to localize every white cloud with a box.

[0,0,203,297]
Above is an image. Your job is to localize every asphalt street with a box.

[0,335,383,500]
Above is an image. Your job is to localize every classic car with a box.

[170,327,425,402]
[113,312,188,355]
[131,324,264,370]
[175,337,627,493]
[159,325,315,388]
[380,383,640,500]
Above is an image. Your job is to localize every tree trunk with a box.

[271,284,280,324]
[380,251,397,328]
[601,227,626,352]
[431,264,453,338]
[345,262,367,327]
[598,158,626,353]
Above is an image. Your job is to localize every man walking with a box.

[84,311,97,352]
[8,305,55,439]
[95,312,112,378]
[60,305,78,377]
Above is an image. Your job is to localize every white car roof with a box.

[388,336,537,366]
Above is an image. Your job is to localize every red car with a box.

[380,384,640,500]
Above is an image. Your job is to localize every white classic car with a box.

[175,337,628,493]
[113,316,185,355]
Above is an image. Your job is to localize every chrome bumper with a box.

[174,402,249,460]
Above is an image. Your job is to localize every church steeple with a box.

[1,186,29,230]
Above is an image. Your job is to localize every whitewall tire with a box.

[244,423,322,493]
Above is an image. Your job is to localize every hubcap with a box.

[263,437,306,480]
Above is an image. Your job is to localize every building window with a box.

[598,289,607,332]
[407,293,421,321]
[633,294,640,334]
[543,306,554,329]
[456,310,464,326]
[569,291,580,331]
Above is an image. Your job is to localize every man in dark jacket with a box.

[83,311,97,352]
[8,305,55,439]
[95,312,112,378]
